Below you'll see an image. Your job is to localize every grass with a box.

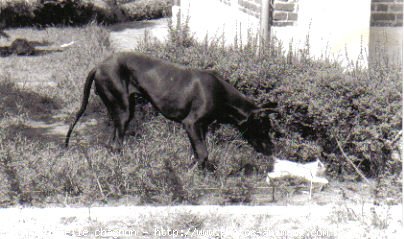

[136,18,402,201]
[0,18,401,239]
[0,16,402,208]
[0,24,112,205]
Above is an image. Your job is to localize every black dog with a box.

[65,52,276,170]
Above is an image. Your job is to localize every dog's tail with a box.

[65,67,97,147]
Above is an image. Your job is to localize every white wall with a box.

[273,0,371,68]
[176,0,260,45]
[175,0,373,68]
[368,27,403,66]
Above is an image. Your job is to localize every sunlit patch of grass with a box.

[0,24,113,206]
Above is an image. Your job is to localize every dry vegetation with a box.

[0,7,401,237]
[0,20,401,208]
[0,0,172,27]
[0,24,272,206]
[136,19,402,202]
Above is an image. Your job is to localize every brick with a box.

[242,1,259,12]
[274,3,295,11]
[251,5,259,12]
[372,20,402,26]
[288,12,298,21]
[377,4,389,11]
[372,13,396,21]
[239,7,248,14]
[371,4,377,11]
[273,12,288,20]
[219,0,231,5]
[273,21,294,27]
[371,21,391,26]
[239,7,260,18]
[390,3,403,12]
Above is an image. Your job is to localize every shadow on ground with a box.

[0,80,68,144]
[0,81,62,122]
[5,123,64,144]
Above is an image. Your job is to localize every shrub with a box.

[0,0,172,27]
[0,18,401,206]
[136,20,402,181]
[120,0,172,21]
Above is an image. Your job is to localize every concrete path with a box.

[0,204,401,239]
[108,18,169,51]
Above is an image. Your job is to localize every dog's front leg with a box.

[183,120,215,171]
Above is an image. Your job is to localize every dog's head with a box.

[238,106,277,155]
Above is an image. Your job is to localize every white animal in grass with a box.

[266,158,329,185]
[266,158,328,201]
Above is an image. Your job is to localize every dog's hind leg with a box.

[125,93,136,137]
[95,84,121,147]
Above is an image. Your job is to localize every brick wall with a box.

[272,0,298,26]
[238,0,261,18]
[371,0,403,26]
[237,0,299,26]
[219,0,232,6]
[235,0,403,27]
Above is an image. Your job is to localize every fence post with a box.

[259,0,272,54]
[172,0,182,26]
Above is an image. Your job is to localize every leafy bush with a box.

[136,20,402,181]
[0,0,172,27]
[120,0,172,21]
